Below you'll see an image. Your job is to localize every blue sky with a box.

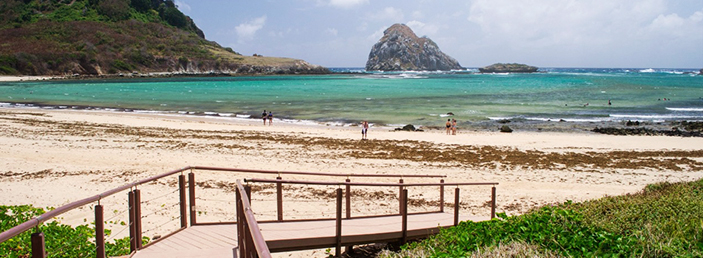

[175,0,703,69]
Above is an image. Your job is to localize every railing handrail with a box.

[192,166,446,178]
[235,180,272,257]
[244,178,499,187]
[0,166,192,243]
[0,166,446,244]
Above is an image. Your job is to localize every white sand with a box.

[1,108,702,257]
[0,76,58,82]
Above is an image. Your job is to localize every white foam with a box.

[487,116,515,121]
[525,117,609,123]
[666,107,703,112]
[639,68,656,73]
[610,114,700,120]
[235,114,251,118]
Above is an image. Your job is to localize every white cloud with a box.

[465,0,675,48]
[175,0,191,13]
[328,0,369,9]
[365,7,404,22]
[236,16,267,42]
[367,26,387,42]
[406,20,439,37]
[325,28,339,36]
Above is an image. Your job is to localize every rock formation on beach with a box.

[365,24,462,71]
[479,63,539,73]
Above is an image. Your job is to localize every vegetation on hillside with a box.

[0,0,328,76]
[380,179,703,257]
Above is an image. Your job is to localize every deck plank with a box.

[132,213,489,257]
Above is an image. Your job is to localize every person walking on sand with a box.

[261,110,267,125]
[268,111,273,125]
[446,119,451,135]
[452,119,457,135]
[361,120,369,140]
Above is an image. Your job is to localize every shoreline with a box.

[1,102,700,135]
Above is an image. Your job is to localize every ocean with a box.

[1,68,702,132]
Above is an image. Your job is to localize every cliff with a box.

[0,0,329,76]
[365,24,462,71]
[479,63,538,73]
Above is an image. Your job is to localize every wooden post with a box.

[398,178,404,215]
[439,179,445,212]
[31,232,46,258]
[128,191,136,252]
[188,172,197,226]
[236,187,244,258]
[178,175,187,228]
[345,179,351,219]
[345,178,353,254]
[276,176,283,221]
[335,188,343,258]
[454,187,460,226]
[401,189,408,245]
[245,185,252,203]
[491,186,497,219]
[95,204,106,258]
[134,189,142,249]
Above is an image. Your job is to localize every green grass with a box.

[0,205,143,258]
[380,179,703,257]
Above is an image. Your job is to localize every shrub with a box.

[382,179,703,257]
[111,59,133,71]
[0,205,138,257]
[98,0,131,21]
[130,0,151,12]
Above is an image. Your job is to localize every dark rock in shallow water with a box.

[499,125,513,133]
[395,124,423,131]
[592,126,703,137]
[625,120,640,126]
[366,24,462,71]
[699,68,703,75]
[479,63,538,73]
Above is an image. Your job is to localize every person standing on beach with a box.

[446,119,451,135]
[361,120,369,140]
[268,111,273,125]
[262,110,267,125]
[452,119,457,135]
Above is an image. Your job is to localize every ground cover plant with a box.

[0,205,142,258]
[380,178,703,257]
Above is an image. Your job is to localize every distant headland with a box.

[0,0,329,77]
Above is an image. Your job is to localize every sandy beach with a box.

[1,107,702,257]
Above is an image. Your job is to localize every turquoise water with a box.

[1,68,702,128]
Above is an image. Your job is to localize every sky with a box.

[175,0,703,69]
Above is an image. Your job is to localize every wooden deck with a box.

[132,212,488,258]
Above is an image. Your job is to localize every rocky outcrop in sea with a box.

[365,24,462,71]
[479,63,538,73]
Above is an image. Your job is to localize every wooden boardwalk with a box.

[132,212,488,258]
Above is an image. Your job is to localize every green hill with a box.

[0,0,329,76]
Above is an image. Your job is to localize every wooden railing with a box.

[0,166,445,258]
[243,178,499,257]
[235,180,271,258]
